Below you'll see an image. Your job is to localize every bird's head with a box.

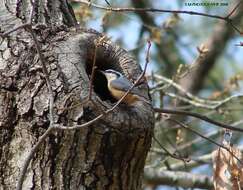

[100,69,122,81]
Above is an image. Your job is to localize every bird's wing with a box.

[110,77,141,95]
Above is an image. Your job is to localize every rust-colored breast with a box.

[110,88,139,105]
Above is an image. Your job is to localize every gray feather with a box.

[110,77,142,96]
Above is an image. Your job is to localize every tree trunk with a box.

[0,1,154,189]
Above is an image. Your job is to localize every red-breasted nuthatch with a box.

[100,69,150,106]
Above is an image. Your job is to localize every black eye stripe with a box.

[105,70,121,76]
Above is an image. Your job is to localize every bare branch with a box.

[17,25,55,190]
[75,0,242,34]
[0,23,30,38]
[16,127,54,190]
[177,129,223,152]
[27,26,55,123]
[150,150,212,171]
[153,135,189,162]
[88,36,106,101]
[154,108,243,133]
[178,0,243,94]
[144,169,213,189]
[77,0,225,19]
[168,118,243,165]
[152,74,220,104]
[226,1,243,19]
[158,145,243,171]
[152,74,243,109]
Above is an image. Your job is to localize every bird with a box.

[99,69,150,106]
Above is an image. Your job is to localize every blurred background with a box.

[71,0,243,189]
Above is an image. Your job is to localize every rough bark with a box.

[0,1,154,189]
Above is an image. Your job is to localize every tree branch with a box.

[76,0,242,34]
[168,118,243,165]
[77,0,223,20]
[144,169,213,189]
[157,145,243,171]
[17,25,55,190]
[179,0,243,94]
[154,108,243,133]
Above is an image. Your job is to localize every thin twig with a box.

[228,20,243,35]
[168,118,243,165]
[104,0,111,7]
[17,25,55,190]
[225,1,243,19]
[88,38,99,101]
[177,129,223,151]
[16,127,54,190]
[152,74,243,109]
[0,23,30,38]
[176,118,243,152]
[75,0,242,34]
[164,92,216,109]
[154,108,243,133]
[144,40,151,72]
[76,0,225,20]
[158,144,243,171]
[153,74,221,105]
[153,135,189,162]
[27,27,55,122]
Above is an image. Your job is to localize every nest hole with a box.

[85,49,119,103]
